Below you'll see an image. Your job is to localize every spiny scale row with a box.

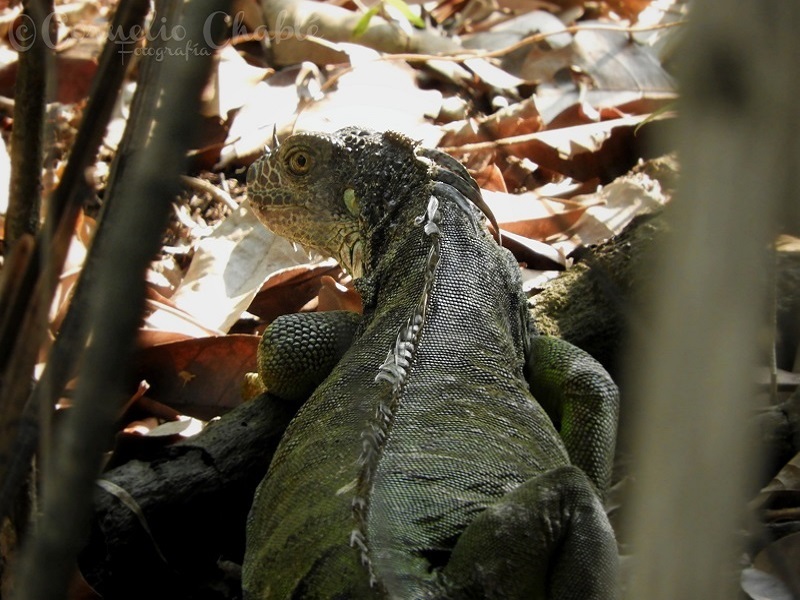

[348,194,444,588]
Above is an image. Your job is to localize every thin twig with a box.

[4,0,52,245]
[181,174,238,210]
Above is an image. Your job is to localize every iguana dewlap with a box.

[244,127,619,599]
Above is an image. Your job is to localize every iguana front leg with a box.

[443,465,618,599]
[258,310,361,401]
[525,335,619,496]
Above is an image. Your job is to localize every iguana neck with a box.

[355,185,460,311]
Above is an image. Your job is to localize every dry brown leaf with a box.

[260,0,458,66]
[473,162,507,192]
[748,532,800,599]
[67,568,103,600]
[201,44,273,119]
[606,0,659,21]
[0,7,105,103]
[556,164,670,251]
[317,275,362,313]
[226,44,446,162]
[0,5,20,41]
[145,205,308,335]
[127,395,183,423]
[484,190,600,240]
[130,334,260,420]
[500,229,567,270]
[136,329,195,348]
[122,417,161,436]
[55,48,100,105]
[445,113,670,183]
[525,27,676,122]
[292,45,443,144]
[218,65,308,167]
[439,98,543,162]
[109,414,206,470]
[741,567,794,600]
[751,450,800,515]
[461,10,572,63]
[248,261,347,325]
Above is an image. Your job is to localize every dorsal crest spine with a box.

[350,195,443,588]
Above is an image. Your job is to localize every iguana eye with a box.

[286,148,312,176]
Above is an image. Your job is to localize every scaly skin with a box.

[244,127,619,599]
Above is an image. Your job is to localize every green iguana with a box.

[243,127,619,599]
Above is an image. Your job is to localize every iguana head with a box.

[247,127,498,277]
[247,127,430,277]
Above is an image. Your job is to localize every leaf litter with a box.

[0,0,683,467]
[7,1,798,597]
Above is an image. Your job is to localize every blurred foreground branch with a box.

[626,2,800,599]
[10,2,232,599]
